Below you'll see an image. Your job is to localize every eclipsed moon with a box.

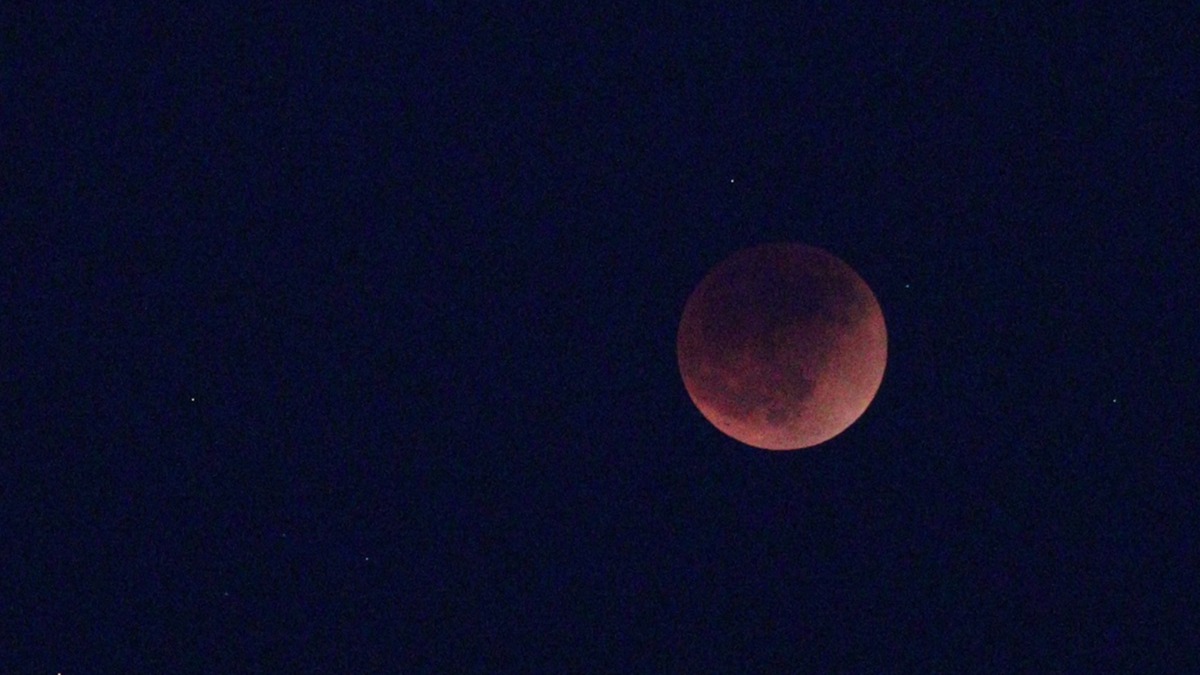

[676,243,887,450]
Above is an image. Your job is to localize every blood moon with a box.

[676,243,887,450]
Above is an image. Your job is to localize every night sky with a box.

[6,3,1199,671]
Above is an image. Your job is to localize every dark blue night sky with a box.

[5,3,1198,671]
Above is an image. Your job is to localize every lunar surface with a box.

[676,243,887,450]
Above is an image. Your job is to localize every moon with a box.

[676,243,887,450]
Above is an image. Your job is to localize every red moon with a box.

[676,243,887,450]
